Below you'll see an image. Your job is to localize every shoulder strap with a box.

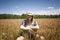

[34,21,37,26]
[24,20,27,27]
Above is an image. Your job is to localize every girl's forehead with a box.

[27,14,33,16]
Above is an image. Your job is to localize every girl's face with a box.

[27,15,33,20]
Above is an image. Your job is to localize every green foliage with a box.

[35,15,60,18]
[0,13,60,19]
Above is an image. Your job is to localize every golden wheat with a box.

[0,19,60,40]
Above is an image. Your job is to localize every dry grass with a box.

[0,19,60,40]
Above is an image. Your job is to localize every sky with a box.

[0,0,60,15]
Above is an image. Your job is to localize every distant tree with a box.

[0,13,60,19]
[21,14,26,19]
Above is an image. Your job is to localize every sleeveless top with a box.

[21,19,38,27]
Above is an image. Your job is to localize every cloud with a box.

[10,6,21,15]
[48,6,54,9]
[37,7,60,15]
[15,6,19,8]
[6,6,60,15]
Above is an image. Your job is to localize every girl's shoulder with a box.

[22,19,27,22]
[32,19,37,23]
[32,19,38,25]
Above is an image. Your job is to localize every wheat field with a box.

[0,19,60,40]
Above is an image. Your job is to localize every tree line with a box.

[0,14,60,19]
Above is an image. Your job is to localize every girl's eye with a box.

[27,15,33,17]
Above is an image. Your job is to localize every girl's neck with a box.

[28,20,31,23]
[27,19,32,25]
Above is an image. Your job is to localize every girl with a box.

[20,12,39,40]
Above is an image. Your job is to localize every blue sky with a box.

[0,0,60,15]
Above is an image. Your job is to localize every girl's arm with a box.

[20,25,31,30]
[20,20,31,30]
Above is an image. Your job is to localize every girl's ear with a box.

[24,20,27,27]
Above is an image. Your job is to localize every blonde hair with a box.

[25,11,34,26]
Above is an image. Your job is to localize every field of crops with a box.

[0,19,60,40]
